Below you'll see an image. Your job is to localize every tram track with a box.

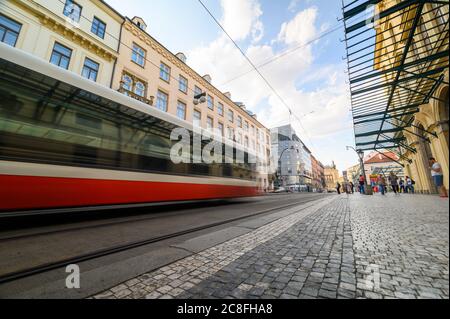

[0,194,328,285]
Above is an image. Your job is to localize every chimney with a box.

[176,52,187,63]
[131,17,147,31]
[203,74,212,83]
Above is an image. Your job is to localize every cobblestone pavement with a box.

[94,194,449,299]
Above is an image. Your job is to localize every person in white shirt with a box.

[429,157,448,198]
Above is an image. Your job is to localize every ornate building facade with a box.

[374,0,449,193]
[1,0,124,87]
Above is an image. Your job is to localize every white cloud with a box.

[277,7,318,46]
[220,0,264,42]
[288,0,300,12]
[187,3,351,160]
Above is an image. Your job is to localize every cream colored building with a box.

[324,161,340,192]
[374,1,449,193]
[112,17,273,190]
[0,0,123,87]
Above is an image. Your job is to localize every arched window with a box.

[122,75,132,91]
[134,81,145,97]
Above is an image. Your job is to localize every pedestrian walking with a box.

[389,172,399,195]
[406,176,415,194]
[336,182,341,195]
[377,174,386,195]
[349,181,355,194]
[358,175,365,194]
[429,157,448,198]
[399,178,405,193]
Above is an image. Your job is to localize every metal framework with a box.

[342,0,449,159]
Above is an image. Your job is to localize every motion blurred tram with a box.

[0,43,259,213]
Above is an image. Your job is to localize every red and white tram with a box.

[0,43,260,213]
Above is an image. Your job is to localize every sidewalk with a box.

[94,194,449,299]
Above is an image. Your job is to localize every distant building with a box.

[364,152,404,185]
[346,163,361,184]
[271,125,312,190]
[311,155,325,192]
[324,161,340,192]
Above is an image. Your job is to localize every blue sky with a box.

[106,0,360,172]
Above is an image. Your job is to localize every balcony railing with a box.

[118,87,154,106]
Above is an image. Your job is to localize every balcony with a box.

[118,87,154,106]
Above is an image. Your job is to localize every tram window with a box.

[75,113,102,130]
[0,58,257,181]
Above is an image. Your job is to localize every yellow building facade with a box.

[112,17,273,190]
[1,0,123,87]
[374,0,449,193]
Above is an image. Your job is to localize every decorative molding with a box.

[39,15,116,62]
[16,0,118,62]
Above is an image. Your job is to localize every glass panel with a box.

[4,31,17,47]
[156,91,168,112]
[0,14,22,33]
[60,56,70,69]
[63,0,82,22]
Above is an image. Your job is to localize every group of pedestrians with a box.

[335,158,447,197]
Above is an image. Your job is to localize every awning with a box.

[342,0,449,157]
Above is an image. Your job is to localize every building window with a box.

[122,74,133,91]
[193,109,202,127]
[121,73,148,98]
[50,42,72,69]
[134,82,146,97]
[156,90,168,112]
[237,133,243,145]
[177,101,186,120]
[218,122,224,136]
[0,14,22,47]
[63,0,82,22]
[81,58,99,81]
[207,95,214,110]
[194,85,202,96]
[228,109,234,123]
[218,103,224,116]
[251,125,255,135]
[91,16,106,39]
[227,127,234,140]
[207,116,214,131]
[160,62,171,82]
[179,75,188,93]
[131,43,145,67]
[244,136,249,148]
[237,116,242,128]
[244,121,249,132]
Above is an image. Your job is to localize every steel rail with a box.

[0,195,328,285]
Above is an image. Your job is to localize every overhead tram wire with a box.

[219,22,345,87]
[196,0,320,152]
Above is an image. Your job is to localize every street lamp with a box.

[193,92,207,105]
[346,146,373,195]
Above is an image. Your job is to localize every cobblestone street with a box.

[95,194,449,300]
